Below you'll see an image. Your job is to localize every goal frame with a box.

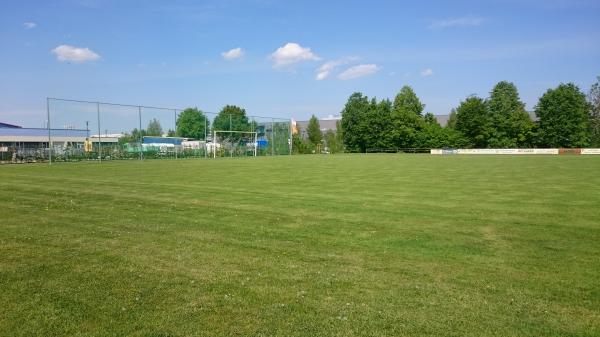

[212,130,258,158]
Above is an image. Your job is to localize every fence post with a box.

[97,102,102,163]
[47,98,52,165]
[138,106,143,161]
[289,119,293,155]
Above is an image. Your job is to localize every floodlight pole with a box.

[47,97,52,165]
[204,116,207,158]
[271,119,274,156]
[213,130,216,159]
[97,102,102,163]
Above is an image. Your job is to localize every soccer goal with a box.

[212,130,258,158]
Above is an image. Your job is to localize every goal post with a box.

[212,130,258,158]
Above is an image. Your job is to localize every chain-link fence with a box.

[0,98,292,164]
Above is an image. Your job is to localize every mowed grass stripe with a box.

[1,155,599,336]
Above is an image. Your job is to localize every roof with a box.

[296,117,340,133]
[0,122,22,128]
[0,127,89,143]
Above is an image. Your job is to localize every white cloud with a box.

[51,44,100,63]
[421,68,434,77]
[315,57,358,80]
[270,42,320,68]
[23,22,37,29]
[429,16,485,29]
[338,64,380,80]
[221,47,244,60]
[316,61,337,80]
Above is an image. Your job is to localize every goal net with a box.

[212,130,257,158]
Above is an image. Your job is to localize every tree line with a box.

[339,77,600,152]
[120,105,253,144]
[293,116,344,154]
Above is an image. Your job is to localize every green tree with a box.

[176,108,209,140]
[292,125,312,154]
[446,109,457,129]
[390,86,425,148]
[119,128,147,145]
[213,105,250,132]
[487,81,534,147]
[393,86,425,116]
[131,128,147,141]
[364,98,394,150]
[536,83,590,147]
[146,118,163,136]
[307,115,323,145]
[454,96,492,148]
[418,115,470,149]
[588,76,600,146]
[335,120,344,152]
[212,105,250,142]
[341,92,371,152]
[323,129,345,153]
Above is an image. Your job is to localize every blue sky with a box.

[1,0,599,128]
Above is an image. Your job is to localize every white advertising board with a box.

[581,148,600,155]
[431,148,559,155]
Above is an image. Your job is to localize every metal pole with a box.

[97,102,102,163]
[254,132,257,157]
[271,119,274,156]
[47,98,52,165]
[213,130,216,159]
[174,109,177,133]
[204,115,207,158]
[138,106,143,161]
[289,119,293,155]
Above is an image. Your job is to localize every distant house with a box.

[294,115,341,139]
[0,120,122,154]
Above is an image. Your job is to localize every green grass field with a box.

[1,155,599,337]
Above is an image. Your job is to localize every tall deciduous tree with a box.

[390,86,425,148]
[454,96,492,148]
[418,113,470,149]
[213,105,250,142]
[364,98,394,150]
[487,81,533,147]
[324,130,343,153]
[176,108,209,140]
[393,86,424,115]
[146,118,163,136]
[536,83,590,147]
[588,76,600,146]
[335,120,344,152]
[446,109,458,129]
[341,92,371,152]
[292,125,312,154]
[213,105,250,131]
[307,115,323,145]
